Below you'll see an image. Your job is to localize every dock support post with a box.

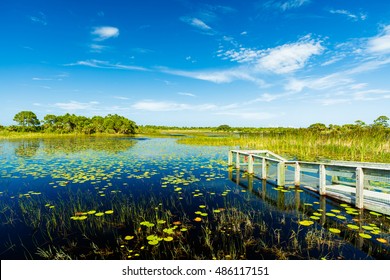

[294,162,300,186]
[228,151,233,166]
[277,162,285,186]
[261,158,267,179]
[235,152,240,169]
[248,154,254,174]
[355,167,364,209]
[319,164,326,195]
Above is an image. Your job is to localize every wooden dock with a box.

[228,150,390,215]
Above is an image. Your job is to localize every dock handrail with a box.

[228,149,390,215]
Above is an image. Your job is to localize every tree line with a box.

[1,111,137,135]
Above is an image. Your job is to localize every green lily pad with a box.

[180,228,188,232]
[359,233,372,239]
[313,212,322,216]
[362,225,374,231]
[369,211,382,217]
[148,239,159,245]
[336,215,346,220]
[124,235,134,241]
[330,209,341,213]
[104,210,114,215]
[95,212,104,217]
[326,213,336,217]
[347,224,359,230]
[329,228,341,234]
[299,220,314,226]
[310,216,320,220]
[163,236,173,242]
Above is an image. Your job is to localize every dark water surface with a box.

[0,137,389,259]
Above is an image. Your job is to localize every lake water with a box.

[0,137,389,259]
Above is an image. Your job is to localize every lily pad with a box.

[148,239,159,245]
[95,212,104,217]
[194,217,202,222]
[124,235,134,241]
[104,210,114,215]
[347,224,359,230]
[369,211,382,217]
[359,233,372,239]
[299,220,314,226]
[362,225,374,231]
[326,213,336,217]
[329,228,341,234]
[163,236,173,242]
[376,238,388,244]
[310,216,320,220]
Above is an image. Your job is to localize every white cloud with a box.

[257,37,323,74]
[90,44,108,53]
[367,25,390,54]
[29,12,47,25]
[354,89,390,101]
[264,0,310,11]
[65,59,148,71]
[178,92,196,97]
[215,111,276,121]
[329,9,367,21]
[53,101,100,111]
[180,17,214,33]
[219,35,323,74]
[285,74,354,93]
[113,96,130,100]
[91,26,119,41]
[132,100,216,111]
[159,66,265,85]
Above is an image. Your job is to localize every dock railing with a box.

[228,150,390,215]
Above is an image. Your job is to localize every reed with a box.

[177,128,390,163]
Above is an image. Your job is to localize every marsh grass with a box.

[177,129,390,163]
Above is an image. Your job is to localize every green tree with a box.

[216,124,232,132]
[372,115,389,128]
[308,123,327,132]
[13,111,40,131]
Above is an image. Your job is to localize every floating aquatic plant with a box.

[299,220,314,226]
[347,224,359,230]
[124,236,134,241]
[329,228,341,234]
[359,233,372,239]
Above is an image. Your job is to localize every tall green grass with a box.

[177,129,390,163]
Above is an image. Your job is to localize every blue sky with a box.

[1,0,390,127]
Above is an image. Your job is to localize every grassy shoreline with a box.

[1,129,389,163]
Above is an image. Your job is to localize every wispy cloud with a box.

[159,66,265,86]
[65,59,148,71]
[113,96,131,100]
[91,26,119,41]
[178,92,197,97]
[264,0,310,11]
[329,9,367,21]
[180,16,215,34]
[220,35,323,74]
[90,44,108,53]
[214,111,277,121]
[367,25,390,54]
[132,100,216,111]
[29,12,47,25]
[53,101,100,111]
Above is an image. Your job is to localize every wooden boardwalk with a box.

[228,150,390,215]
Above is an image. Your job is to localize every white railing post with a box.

[235,152,240,169]
[261,157,267,179]
[248,154,254,174]
[294,162,300,186]
[355,167,364,209]
[319,164,326,195]
[228,151,233,166]
[277,162,286,186]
